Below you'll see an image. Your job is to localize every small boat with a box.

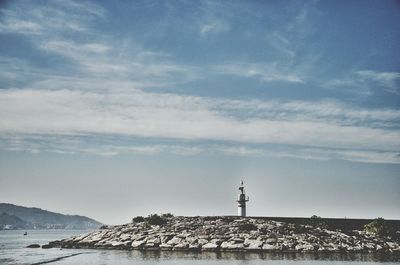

[23,232,27,236]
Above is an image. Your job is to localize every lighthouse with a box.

[237,180,249,217]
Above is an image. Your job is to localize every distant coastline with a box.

[0,203,102,230]
[48,215,400,255]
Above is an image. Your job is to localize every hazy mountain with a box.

[0,203,102,230]
[0,212,30,229]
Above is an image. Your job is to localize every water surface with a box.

[1,230,399,265]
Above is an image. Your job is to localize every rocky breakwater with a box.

[48,216,400,254]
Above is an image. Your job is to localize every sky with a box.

[0,0,399,225]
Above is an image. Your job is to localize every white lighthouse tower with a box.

[237,180,249,217]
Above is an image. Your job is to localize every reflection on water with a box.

[100,250,400,263]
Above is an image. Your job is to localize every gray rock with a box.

[131,240,146,248]
[159,243,173,250]
[245,239,263,250]
[188,243,201,250]
[295,243,315,252]
[174,242,189,250]
[221,241,244,250]
[167,236,183,245]
[198,238,209,245]
[26,244,40,248]
[41,244,52,249]
[202,242,219,251]
[266,238,278,243]
[263,243,279,251]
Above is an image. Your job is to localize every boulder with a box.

[188,243,201,251]
[144,243,160,249]
[167,236,183,245]
[263,243,279,251]
[295,243,315,252]
[244,239,263,248]
[221,241,244,250]
[26,244,40,248]
[198,238,209,245]
[111,241,128,247]
[146,237,161,245]
[131,240,146,249]
[202,242,219,251]
[231,238,244,243]
[386,242,399,249]
[174,242,189,250]
[266,238,278,244]
[159,243,173,250]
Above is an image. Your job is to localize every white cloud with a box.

[0,89,399,160]
[356,70,400,84]
[215,63,303,83]
[1,0,399,165]
[0,18,42,35]
[356,70,400,93]
[218,146,264,157]
[200,20,230,36]
[2,133,398,164]
[0,0,104,35]
[196,1,231,36]
[0,0,199,90]
[325,70,400,95]
[268,148,400,165]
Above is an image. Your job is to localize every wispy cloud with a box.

[0,88,399,163]
[218,146,264,157]
[200,20,230,36]
[0,0,104,35]
[196,1,231,36]
[2,133,399,164]
[0,1,198,90]
[356,70,400,94]
[1,0,399,165]
[325,70,400,95]
[215,63,303,83]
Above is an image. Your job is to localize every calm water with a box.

[0,230,399,265]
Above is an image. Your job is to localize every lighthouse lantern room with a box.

[237,180,249,217]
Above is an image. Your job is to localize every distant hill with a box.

[0,203,102,230]
[0,212,30,229]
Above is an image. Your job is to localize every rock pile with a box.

[49,216,400,253]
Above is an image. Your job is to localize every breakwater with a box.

[48,216,400,254]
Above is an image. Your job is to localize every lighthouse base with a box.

[238,206,246,217]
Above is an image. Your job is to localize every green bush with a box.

[308,215,328,229]
[364,217,392,237]
[146,214,167,225]
[161,213,174,218]
[132,216,145,223]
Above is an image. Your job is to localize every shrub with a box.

[132,216,145,223]
[309,215,328,229]
[146,214,167,225]
[161,213,174,218]
[364,217,392,237]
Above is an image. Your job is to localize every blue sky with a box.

[0,0,399,224]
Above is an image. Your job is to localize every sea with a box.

[0,230,399,265]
